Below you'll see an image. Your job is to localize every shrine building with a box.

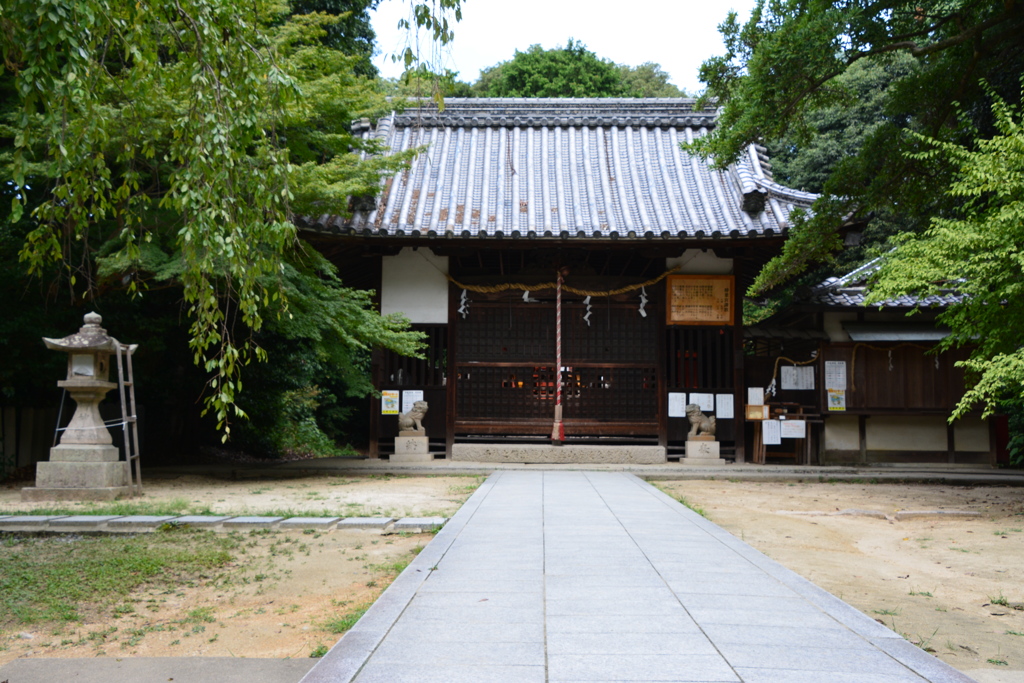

[299,98,820,463]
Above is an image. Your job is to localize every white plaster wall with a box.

[666,249,733,274]
[954,417,990,452]
[823,313,858,342]
[866,416,946,451]
[824,415,860,451]
[381,247,449,323]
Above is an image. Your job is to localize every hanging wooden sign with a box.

[666,275,734,325]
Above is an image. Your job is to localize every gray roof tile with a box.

[808,257,964,308]
[299,99,817,240]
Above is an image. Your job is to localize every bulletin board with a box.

[666,275,734,325]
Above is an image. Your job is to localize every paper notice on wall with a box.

[780,419,806,439]
[825,361,847,390]
[762,420,782,445]
[690,393,715,412]
[381,390,399,415]
[781,365,815,391]
[747,387,764,405]
[715,394,734,419]
[668,392,687,418]
[827,388,847,411]
[401,390,424,415]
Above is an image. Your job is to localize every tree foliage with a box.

[467,42,686,98]
[694,0,1024,293]
[473,40,627,98]
[287,0,380,76]
[868,86,1024,418]
[616,62,686,98]
[0,0,444,439]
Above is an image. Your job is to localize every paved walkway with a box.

[302,471,976,683]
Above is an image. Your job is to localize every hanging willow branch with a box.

[446,267,681,297]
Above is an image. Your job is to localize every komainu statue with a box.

[398,400,428,434]
[685,403,716,438]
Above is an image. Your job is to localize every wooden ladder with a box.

[114,343,142,497]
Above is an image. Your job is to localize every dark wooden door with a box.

[452,288,660,438]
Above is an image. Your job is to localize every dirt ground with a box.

[0,473,481,667]
[1,473,1023,680]
[658,479,1024,677]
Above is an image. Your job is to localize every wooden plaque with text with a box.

[666,275,734,325]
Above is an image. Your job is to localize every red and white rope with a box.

[551,271,565,442]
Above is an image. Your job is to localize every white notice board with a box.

[715,394,734,419]
[747,387,764,405]
[779,419,807,439]
[401,390,424,415]
[689,393,715,412]
[762,420,782,445]
[668,392,687,418]
[825,361,847,390]
[781,366,815,391]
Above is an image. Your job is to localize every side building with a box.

[746,258,995,465]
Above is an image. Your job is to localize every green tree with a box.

[764,54,921,272]
[617,62,686,98]
[287,0,380,77]
[693,0,1024,293]
[0,0,452,438]
[868,86,1024,419]
[473,40,626,97]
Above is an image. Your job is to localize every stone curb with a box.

[0,515,446,534]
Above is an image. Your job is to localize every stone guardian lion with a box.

[685,403,716,438]
[398,400,429,433]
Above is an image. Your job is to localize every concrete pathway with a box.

[302,471,976,683]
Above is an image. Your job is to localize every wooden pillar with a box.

[445,282,457,458]
[368,349,381,459]
[656,280,668,449]
[947,421,956,464]
[732,257,746,463]
[858,414,868,463]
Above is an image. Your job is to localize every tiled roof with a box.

[808,257,964,308]
[299,99,817,240]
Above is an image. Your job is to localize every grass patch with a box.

[0,528,236,626]
[366,544,423,577]
[321,603,370,634]
[654,485,708,518]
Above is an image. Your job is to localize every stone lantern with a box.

[22,312,131,501]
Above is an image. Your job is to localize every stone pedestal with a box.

[681,436,727,465]
[391,435,432,463]
[23,445,130,501]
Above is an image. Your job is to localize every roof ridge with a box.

[388,98,719,129]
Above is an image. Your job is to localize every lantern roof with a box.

[43,312,120,353]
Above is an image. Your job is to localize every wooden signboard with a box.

[666,275,734,325]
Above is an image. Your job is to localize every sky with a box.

[370,0,757,95]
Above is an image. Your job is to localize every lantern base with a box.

[22,444,131,501]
